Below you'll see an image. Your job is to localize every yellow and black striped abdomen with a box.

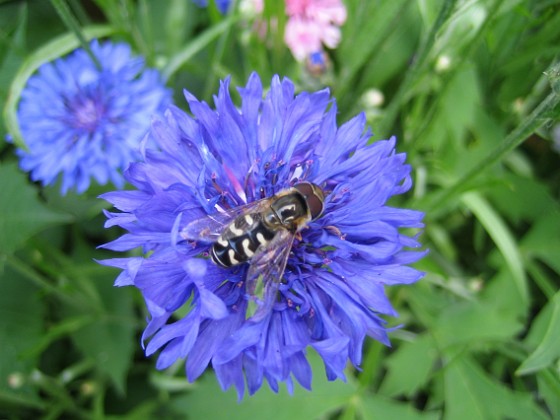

[210,213,276,267]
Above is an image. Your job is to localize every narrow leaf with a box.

[462,192,528,305]
[359,394,440,420]
[64,269,136,395]
[379,334,437,397]
[0,163,71,254]
[517,291,560,375]
[0,264,45,402]
[162,15,238,81]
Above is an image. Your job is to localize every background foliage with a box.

[1,0,559,418]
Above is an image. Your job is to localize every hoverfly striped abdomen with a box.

[210,213,275,267]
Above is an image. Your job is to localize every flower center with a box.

[73,97,103,132]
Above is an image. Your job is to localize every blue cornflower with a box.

[192,0,232,14]
[100,73,426,398]
[12,40,170,194]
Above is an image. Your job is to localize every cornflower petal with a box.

[191,0,232,14]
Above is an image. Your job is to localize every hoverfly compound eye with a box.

[294,182,325,220]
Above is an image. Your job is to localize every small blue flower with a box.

[192,0,232,14]
[100,73,426,398]
[12,40,171,194]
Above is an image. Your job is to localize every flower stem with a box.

[5,254,84,309]
[50,0,102,70]
[408,0,506,155]
[377,0,458,138]
[162,15,238,82]
[358,340,384,390]
[423,64,560,214]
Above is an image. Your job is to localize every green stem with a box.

[202,14,235,100]
[59,359,96,384]
[409,0,506,154]
[358,340,384,390]
[138,0,155,64]
[5,255,83,309]
[162,15,238,82]
[526,260,558,300]
[32,370,89,419]
[0,389,46,410]
[122,0,150,61]
[68,0,91,25]
[336,0,412,114]
[92,378,106,420]
[50,0,102,69]
[377,0,458,137]
[423,77,560,214]
[540,368,560,397]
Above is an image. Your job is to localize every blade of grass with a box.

[461,192,528,306]
[162,15,238,82]
[49,0,101,69]
[517,291,560,375]
[409,0,506,154]
[336,0,412,110]
[377,0,458,137]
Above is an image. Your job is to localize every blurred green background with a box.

[1,0,559,418]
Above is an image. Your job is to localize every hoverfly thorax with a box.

[293,182,325,220]
[265,182,324,231]
[269,194,308,229]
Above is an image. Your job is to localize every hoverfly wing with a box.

[245,229,295,322]
[180,214,227,242]
[180,197,273,243]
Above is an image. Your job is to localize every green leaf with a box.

[517,291,560,375]
[379,334,437,398]
[481,268,527,322]
[521,211,560,276]
[163,0,191,55]
[171,350,357,420]
[336,0,413,94]
[3,24,114,149]
[358,394,440,420]
[487,174,559,224]
[444,357,548,420]
[0,163,71,255]
[64,268,136,395]
[461,191,529,305]
[0,264,45,402]
[536,371,560,419]
[433,298,524,349]
[422,85,560,214]
[0,3,27,103]
[438,66,481,147]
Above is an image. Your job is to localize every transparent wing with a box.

[245,229,295,322]
[180,198,273,243]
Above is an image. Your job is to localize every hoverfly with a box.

[181,182,325,321]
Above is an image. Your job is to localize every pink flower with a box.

[240,0,263,15]
[284,0,346,61]
[285,17,323,61]
[286,0,347,25]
